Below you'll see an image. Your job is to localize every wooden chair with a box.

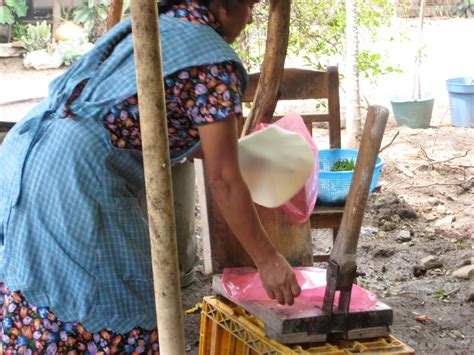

[196,66,343,273]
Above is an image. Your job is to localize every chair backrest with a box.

[241,66,341,149]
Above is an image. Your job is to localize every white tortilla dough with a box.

[238,125,314,208]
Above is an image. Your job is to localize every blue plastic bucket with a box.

[317,149,383,206]
[390,95,434,129]
[446,77,474,128]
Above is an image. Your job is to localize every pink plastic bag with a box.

[222,267,378,312]
[254,112,319,223]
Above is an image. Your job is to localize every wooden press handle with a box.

[330,105,389,265]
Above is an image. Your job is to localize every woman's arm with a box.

[197,116,301,305]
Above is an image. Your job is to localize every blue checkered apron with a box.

[0,15,247,333]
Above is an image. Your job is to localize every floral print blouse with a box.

[103,2,243,159]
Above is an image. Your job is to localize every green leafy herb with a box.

[331,158,355,172]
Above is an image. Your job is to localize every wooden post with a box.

[241,0,291,136]
[130,1,185,354]
[107,0,124,31]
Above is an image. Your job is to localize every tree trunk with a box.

[412,0,425,101]
[345,0,362,148]
[52,0,61,34]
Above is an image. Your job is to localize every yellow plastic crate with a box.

[199,296,415,355]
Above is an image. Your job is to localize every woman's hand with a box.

[256,253,301,305]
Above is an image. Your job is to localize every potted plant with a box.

[390,0,434,129]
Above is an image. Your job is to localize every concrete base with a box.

[0,43,25,58]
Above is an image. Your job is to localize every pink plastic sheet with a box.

[254,112,319,223]
[222,267,378,312]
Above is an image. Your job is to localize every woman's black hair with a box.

[158,0,243,14]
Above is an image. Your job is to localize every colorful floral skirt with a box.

[0,283,159,354]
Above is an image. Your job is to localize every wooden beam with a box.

[241,0,291,136]
[328,66,341,148]
[243,69,331,102]
[130,1,185,353]
[313,254,330,263]
[107,0,124,31]
[242,114,330,130]
[310,205,344,229]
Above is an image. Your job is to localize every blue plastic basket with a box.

[317,149,384,206]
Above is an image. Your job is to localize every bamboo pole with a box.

[130,1,186,354]
[107,0,124,31]
[240,0,291,137]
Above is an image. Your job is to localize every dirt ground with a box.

[1,18,473,355]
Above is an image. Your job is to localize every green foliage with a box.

[0,6,15,25]
[0,0,27,25]
[288,0,346,70]
[232,4,267,70]
[331,158,355,171]
[236,0,402,84]
[73,0,109,40]
[20,21,51,52]
[12,22,27,41]
[359,50,402,85]
[452,0,474,18]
